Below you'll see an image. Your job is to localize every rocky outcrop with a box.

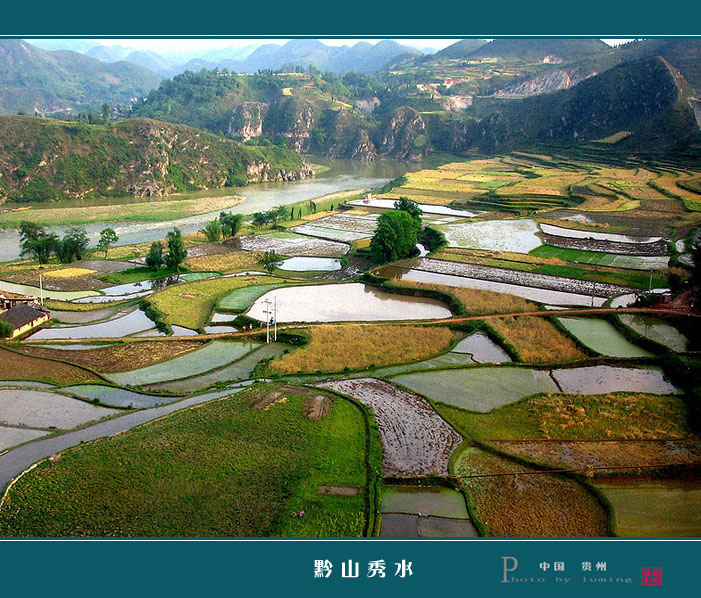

[375,106,428,160]
[267,98,317,152]
[228,101,268,139]
[354,97,381,114]
[493,67,596,99]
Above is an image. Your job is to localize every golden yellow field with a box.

[486,316,587,363]
[267,324,455,374]
[391,279,538,315]
[184,251,261,273]
[44,267,97,279]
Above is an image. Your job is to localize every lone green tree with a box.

[219,212,243,238]
[19,221,59,264]
[145,241,164,270]
[57,227,89,263]
[370,210,421,263]
[96,228,119,258]
[258,250,285,274]
[200,219,223,242]
[165,228,188,272]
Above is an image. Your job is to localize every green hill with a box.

[469,38,610,62]
[0,39,162,114]
[0,115,309,202]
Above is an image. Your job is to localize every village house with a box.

[0,301,51,339]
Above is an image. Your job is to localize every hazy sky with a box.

[30,37,634,54]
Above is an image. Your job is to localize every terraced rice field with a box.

[246,283,452,323]
[61,385,179,408]
[0,389,119,429]
[451,332,511,363]
[593,478,701,536]
[218,283,288,312]
[531,245,669,270]
[0,279,99,301]
[439,219,543,253]
[455,447,609,536]
[495,440,701,473]
[552,365,679,395]
[107,341,261,387]
[0,348,100,385]
[556,317,652,358]
[318,378,462,475]
[143,343,289,393]
[29,309,160,340]
[236,232,349,257]
[380,486,477,537]
[540,223,662,244]
[0,427,49,451]
[617,315,688,352]
[392,367,558,412]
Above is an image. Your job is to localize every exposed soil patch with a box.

[1,269,110,291]
[414,257,631,297]
[235,234,349,257]
[250,391,286,410]
[16,341,205,373]
[0,347,100,384]
[318,378,462,476]
[317,486,359,496]
[72,260,136,273]
[303,395,331,420]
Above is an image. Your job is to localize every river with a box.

[0,158,411,262]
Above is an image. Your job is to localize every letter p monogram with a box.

[502,556,518,583]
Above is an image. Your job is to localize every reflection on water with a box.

[279,257,342,271]
[29,309,160,339]
[247,283,451,322]
[0,158,411,261]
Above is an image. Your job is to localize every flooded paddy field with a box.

[348,198,482,218]
[593,477,701,536]
[0,279,98,301]
[49,304,131,325]
[247,283,452,323]
[539,231,670,256]
[393,367,558,412]
[556,317,653,358]
[439,219,543,253]
[396,268,607,306]
[450,332,512,363]
[380,486,477,537]
[318,378,462,476]
[107,341,261,387]
[144,343,289,394]
[279,257,342,271]
[28,309,160,340]
[60,384,180,409]
[0,427,50,452]
[413,257,631,299]
[0,389,119,429]
[540,223,663,244]
[617,314,689,352]
[292,213,378,240]
[391,365,679,412]
[236,233,349,257]
[455,447,609,536]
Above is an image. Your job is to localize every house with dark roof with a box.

[0,303,51,339]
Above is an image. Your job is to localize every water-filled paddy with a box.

[61,385,179,408]
[247,283,452,323]
[540,223,662,244]
[593,479,701,536]
[452,332,511,363]
[618,314,688,352]
[279,257,342,271]
[0,427,50,451]
[144,343,288,394]
[348,198,482,218]
[392,367,558,412]
[556,317,652,358]
[218,284,288,312]
[0,389,119,429]
[397,269,606,307]
[107,340,261,386]
[552,365,679,395]
[0,279,98,301]
[380,486,477,537]
[440,219,542,253]
[28,309,160,340]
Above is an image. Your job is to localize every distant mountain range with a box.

[0,39,161,114]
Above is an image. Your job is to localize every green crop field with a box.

[556,317,653,358]
[0,384,371,537]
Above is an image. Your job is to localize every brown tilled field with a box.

[0,347,100,384]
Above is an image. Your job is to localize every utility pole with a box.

[649,269,653,292]
[273,296,278,341]
[262,298,271,344]
[39,273,44,306]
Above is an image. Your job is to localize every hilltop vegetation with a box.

[0,115,309,202]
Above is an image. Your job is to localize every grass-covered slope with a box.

[0,115,309,201]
